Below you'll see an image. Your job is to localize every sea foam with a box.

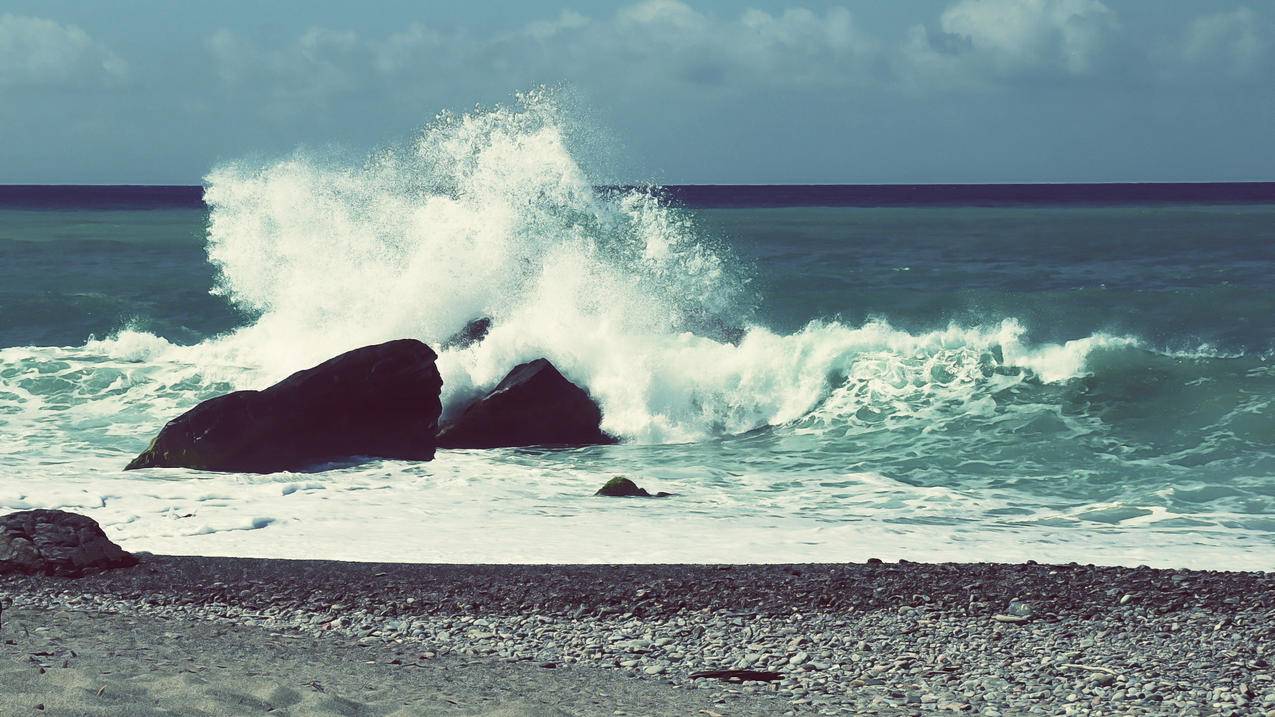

[80,90,1142,444]
[3,90,1270,569]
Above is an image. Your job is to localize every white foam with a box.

[1,457,1270,570]
[9,92,1140,447]
[3,90,1266,571]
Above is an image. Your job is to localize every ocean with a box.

[2,104,1273,569]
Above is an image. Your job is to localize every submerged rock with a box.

[442,317,492,350]
[437,358,616,449]
[126,339,443,473]
[594,477,671,498]
[0,509,138,576]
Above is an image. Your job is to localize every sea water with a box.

[2,94,1273,568]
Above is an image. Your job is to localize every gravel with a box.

[4,557,1274,716]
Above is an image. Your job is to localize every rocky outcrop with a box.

[594,477,671,498]
[437,358,616,449]
[126,339,443,473]
[0,510,138,576]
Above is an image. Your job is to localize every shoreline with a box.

[5,557,1274,715]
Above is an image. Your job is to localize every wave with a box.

[66,314,1258,450]
[12,90,1249,447]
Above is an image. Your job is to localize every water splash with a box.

[2,88,1251,447]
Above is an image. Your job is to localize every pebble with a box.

[4,561,1272,716]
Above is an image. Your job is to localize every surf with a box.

[6,88,1267,453]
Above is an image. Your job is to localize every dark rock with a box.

[594,477,671,498]
[689,670,784,682]
[437,358,616,449]
[0,510,137,576]
[442,317,492,350]
[126,339,443,473]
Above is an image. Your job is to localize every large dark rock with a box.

[437,358,616,449]
[0,509,138,576]
[126,339,443,473]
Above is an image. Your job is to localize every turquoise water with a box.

[1,102,1273,567]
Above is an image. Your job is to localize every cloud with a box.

[0,14,127,88]
[899,0,1119,88]
[203,0,1275,111]
[1181,7,1267,77]
[524,11,590,43]
[594,2,878,88]
[208,27,365,102]
[206,1,879,111]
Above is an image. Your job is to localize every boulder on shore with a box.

[126,338,443,473]
[1,509,138,576]
[594,477,671,498]
[437,358,616,449]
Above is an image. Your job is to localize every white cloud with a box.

[599,2,877,88]
[208,27,371,104]
[1181,7,1267,77]
[206,2,879,109]
[0,14,127,88]
[899,0,1119,88]
[203,0,1274,109]
[524,11,590,43]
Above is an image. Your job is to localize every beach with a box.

[2,605,778,716]
[5,3,1275,715]
[4,557,1273,715]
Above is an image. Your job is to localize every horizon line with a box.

[2,180,1275,189]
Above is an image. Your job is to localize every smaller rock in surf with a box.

[442,317,492,350]
[437,358,616,449]
[595,477,671,498]
[0,509,138,576]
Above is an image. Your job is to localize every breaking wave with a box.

[30,89,1254,446]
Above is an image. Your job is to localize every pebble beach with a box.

[4,557,1273,716]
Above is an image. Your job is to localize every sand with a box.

[1,605,774,716]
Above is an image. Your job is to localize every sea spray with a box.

[189,91,1146,442]
[2,91,1272,567]
[199,90,748,430]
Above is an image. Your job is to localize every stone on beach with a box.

[689,669,784,682]
[437,358,616,449]
[0,509,137,576]
[594,477,671,498]
[125,339,443,473]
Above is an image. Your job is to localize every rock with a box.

[689,669,784,682]
[594,477,671,498]
[437,358,616,449]
[0,510,137,576]
[1005,599,1035,619]
[126,339,443,473]
[442,317,492,350]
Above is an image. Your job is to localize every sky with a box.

[1,0,1272,184]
